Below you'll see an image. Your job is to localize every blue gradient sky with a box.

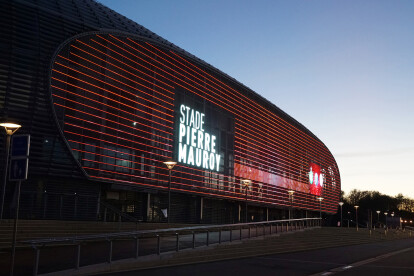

[99,0,414,198]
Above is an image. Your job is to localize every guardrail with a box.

[21,217,321,275]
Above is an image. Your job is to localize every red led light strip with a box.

[53,100,171,142]
[63,125,172,155]
[52,69,174,120]
[73,41,175,92]
[51,84,173,132]
[56,55,175,107]
[51,75,173,126]
[51,34,339,211]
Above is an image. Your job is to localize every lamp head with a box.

[354,205,359,209]
[338,202,344,206]
[163,160,177,170]
[241,179,251,187]
[287,190,295,195]
[0,122,21,135]
[317,197,323,202]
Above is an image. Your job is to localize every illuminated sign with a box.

[309,163,323,196]
[177,104,221,171]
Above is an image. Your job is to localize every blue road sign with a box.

[9,158,28,181]
[11,135,30,157]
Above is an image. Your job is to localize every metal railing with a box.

[100,201,140,230]
[21,217,321,275]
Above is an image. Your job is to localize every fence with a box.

[21,217,321,275]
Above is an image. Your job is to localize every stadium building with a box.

[0,0,340,224]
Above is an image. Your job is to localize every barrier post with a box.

[240,226,242,240]
[206,230,209,246]
[157,235,161,255]
[75,244,81,269]
[108,240,113,263]
[135,237,139,259]
[192,232,196,249]
[33,247,40,276]
[219,229,222,244]
[175,233,179,251]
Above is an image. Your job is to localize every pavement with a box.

[104,238,414,276]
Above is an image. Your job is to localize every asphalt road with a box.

[105,239,414,276]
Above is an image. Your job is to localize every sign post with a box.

[9,134,29,276]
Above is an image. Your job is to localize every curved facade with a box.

[0,0,340,223]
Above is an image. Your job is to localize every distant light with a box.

[133,122,137,126]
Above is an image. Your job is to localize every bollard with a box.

[75,243,81,269]
[206,230,209,246]
[108,240,113,263]
[135,237,139,259]
[33,246,40,276]
[270,224,272,235]
[219,229,222,244]
[192,232,196,249]
[176,233,180,251]
[157,235,161,255]
[240,226,242,240]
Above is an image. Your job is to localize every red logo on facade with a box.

[309,163,323,196]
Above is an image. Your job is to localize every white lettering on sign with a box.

[178,104,221,171]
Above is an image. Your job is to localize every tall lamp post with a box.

[391,212,395,229]
[339,202,344,227]
[354,205,359,231]
[317,197,323,226]
[0,123,21,220]
[163,160,176,224]
[384,212,388,228]
[376,210,380,226]
[288,190,294,220]
[241,179,251,223]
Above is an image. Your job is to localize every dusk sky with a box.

[99,0,414,198]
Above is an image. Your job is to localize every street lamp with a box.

[339,202,344,227]
[317,197,323,225]
[384,212,388,228]
[288,190,294,220]
[0,122,21,220]
[376,210,380,225]
[163,160,176,224]
[354,205,359,231]
[241,179,251,223]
